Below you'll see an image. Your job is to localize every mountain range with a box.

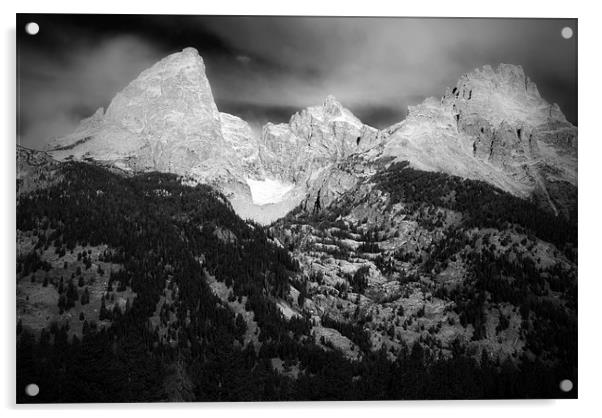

[43,47,577,223]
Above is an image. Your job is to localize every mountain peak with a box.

[121,46,208,91]
[380,62,577,218]
[165,47,206,72]
[102,45,220,132]
[181,46,200,56]
[446,63,543,107]
[322,94,343,116]
[442,63,570,129]
[163,46,204,65]
[479,63,525,78]
[49,46,226,176]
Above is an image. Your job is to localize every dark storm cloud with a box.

[17,15,577,149]
[200,17,577,122]
[18,34,163,149]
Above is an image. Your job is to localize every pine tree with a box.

[66,280,78,309]
[99,296,110,321]
[80,287,90,305]
[82,319,90,335]
[58,294,66,313]
[235,313,247,334]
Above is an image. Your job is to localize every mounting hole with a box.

[25,22,39,35]
[561,27,573,40]
[25,383,39,397]
[559,379,573,392]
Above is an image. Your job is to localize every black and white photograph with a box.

[15,13,578,403]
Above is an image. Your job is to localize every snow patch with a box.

[246,178,294,205]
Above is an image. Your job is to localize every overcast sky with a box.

[17,14,577,150]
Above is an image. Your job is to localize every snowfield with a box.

[246,178,294,205]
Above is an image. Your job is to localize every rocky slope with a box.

[260,94,381,184]
[269,160,577,365]
[367,64,577,218]
[257,95,384,214]
[17,146,62,195]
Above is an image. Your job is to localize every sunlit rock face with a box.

[373,64,577,218]
[449,65,577,217]
[220,113,264,179]
[49,48,234,178]
[259,95,383,211]
[47,48,258,216]
[261,95,381,183]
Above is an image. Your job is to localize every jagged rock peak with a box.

[441,63,572,129]
[322,94,344,117]
[462,64,539,97]
[152,46,206,72]
[445,64,539,102]
[104,46,219,123]
[181,46,202,57]
[290,95,364,130]
[47,45,229,179]
[122,46,209,90]
[379,62,577,218]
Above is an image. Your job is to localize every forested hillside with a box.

[17,161,576,402]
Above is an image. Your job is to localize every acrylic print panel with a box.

[16,14,577,402]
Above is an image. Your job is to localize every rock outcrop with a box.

[448,64,577,217]
[259,95,383,211]
[373,64,577,218]
[47,48,259,215]
[50,48,231,177]
[220,113,263,179]
[17,146,62,195]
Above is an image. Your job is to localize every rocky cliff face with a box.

[48,48,259,214]
[220,113,263,179]
[259,95,382,212]
[46,49,577,223]
[50,48,229,176]
[446,64,577,217]
[371,64,577,218]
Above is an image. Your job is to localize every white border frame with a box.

[2,1,599,416]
